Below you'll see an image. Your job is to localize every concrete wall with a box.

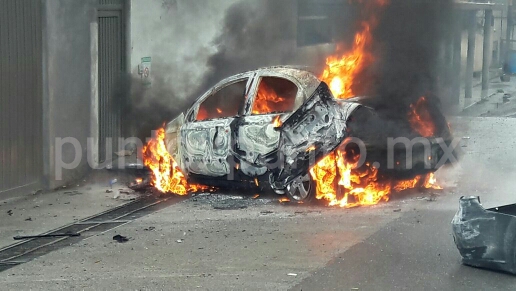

[128,0,240,100]
[42,0,98,189]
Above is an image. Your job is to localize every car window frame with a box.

[244,73,305,117]
[186,75,253,123]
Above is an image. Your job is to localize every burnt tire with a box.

[285,173,316,203]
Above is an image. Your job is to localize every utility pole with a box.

[481,9,493,98]
[452,11,463,105]
[465,10,477,99]
[506,0,513,63]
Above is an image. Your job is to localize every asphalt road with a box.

[293,117,516,290]
[1,117,516,290]
[292,193,516,291]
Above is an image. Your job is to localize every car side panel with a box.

[231,114,281,177]
[180,119,232,177]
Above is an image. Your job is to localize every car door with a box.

[179,76,250,177]
[260,82,361,189]
[232,74,303,177]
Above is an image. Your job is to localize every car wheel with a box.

[286,173,315,203]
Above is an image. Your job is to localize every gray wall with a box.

[129,0,240,100]
[0,0,44,198]
[42,0,98,189]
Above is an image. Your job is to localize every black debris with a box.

[14,232,80,240]
[113,235,130,243]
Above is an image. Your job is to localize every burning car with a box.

[147,66,452,205]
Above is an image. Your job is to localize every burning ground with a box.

[135,0,454,207]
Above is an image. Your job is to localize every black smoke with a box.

[119,60,192,142]
[122,0,454,140]
[359,0,453,110]
[194,0,321,96]
[349,0,454,137]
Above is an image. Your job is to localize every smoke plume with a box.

[360,0,453,109]
[123,0,454,139]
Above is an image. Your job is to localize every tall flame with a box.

[312,0,441,207]
[143,128,206,195]
[408,96,436,137]
[320,23,373,99]
[320,0,388,99]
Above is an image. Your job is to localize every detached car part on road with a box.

[164,66,452,202]
[452,196,516,274]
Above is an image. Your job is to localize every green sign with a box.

[141,57,151,86]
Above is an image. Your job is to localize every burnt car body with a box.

[452,196,516,274]
[165,66,452,201]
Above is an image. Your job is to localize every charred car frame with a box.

[164,67,453,202]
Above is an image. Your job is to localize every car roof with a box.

[211,66,322,95]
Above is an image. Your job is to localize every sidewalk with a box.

[0,170,140,250]
[460,71,516,117]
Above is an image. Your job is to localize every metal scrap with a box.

[452,196,516,274]
[14,232,80,240]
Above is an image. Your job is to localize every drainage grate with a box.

[0,194,185,272]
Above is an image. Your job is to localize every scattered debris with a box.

[106,189,113,193]
[113,189,138,201]
[260,210,274,215]
[119,189,135,194]
[287,273,297,277]
[31,189,43,195]
[176,239,184,243]
[112,234,130,243]
[393,209,401,212]
[426,194,438,202]
[109,179,118,188]
[14,232,80,240]
[25,217,32,221]
[144,226,155,231]
[503,94,511,103]
[7,210,12,216]
[452,196,516,274]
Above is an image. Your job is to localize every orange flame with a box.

[408,97,436,137]
[143,128,206,195]
[320,0,388,99]
[279,197,291,203]
[320,23,373,99]
[272,116,282,127]
[310,147,441,208]
[252,81,286,114]
[310,0,443,208]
